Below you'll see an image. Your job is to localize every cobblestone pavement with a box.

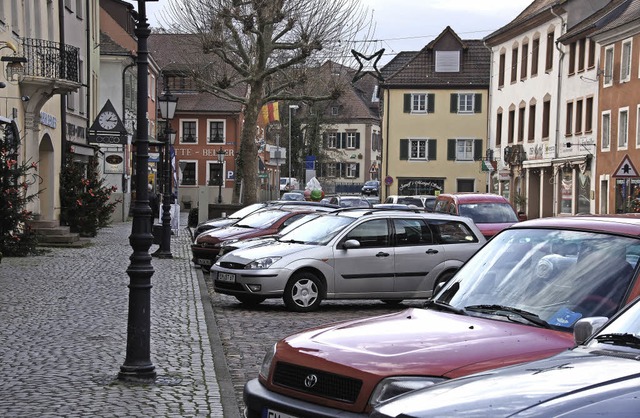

[203,273,425,413]
[0,214,236,418]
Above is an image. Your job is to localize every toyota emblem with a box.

[304,374,318,388]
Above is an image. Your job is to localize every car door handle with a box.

[426,249,439,254]
[376,252,390,257]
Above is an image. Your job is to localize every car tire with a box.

[284,272,323,312]
[380,299,403,305]
[235,295,267,306]
[433,270,456,295]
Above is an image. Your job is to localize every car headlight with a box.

[259,343,276,379]
[369,377,445,407]
[246,256,281,269]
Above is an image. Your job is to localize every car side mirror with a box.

[342,239,361,250]
[573,317,609,345]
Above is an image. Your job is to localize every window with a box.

[413,94,426,112]
[207,121,224,143]
[585,97,593,132]
[346,132,357,149]
[531,38,539,76]
[452,93,478,113]
[587,39,596,69]
[619,109,629,149]
[545,31,554,72]
[602,112,611,149]
[448,139,482,161]
[345,219,389,248]
[568,42,576,75]
[346,163,357,178]
[498,52,506,87]
[457,179,475,193]
[542,99,551,139]
[521,42,529,80]
[456,139,474,161]
[150,75,156,101]
[435,51,460,72]
[621,39,632,82]
[393,219,434,246]
[578,38,586,72]
[180,161,197,185]
[528,103,536,141]
[331,106,339,115]
[404,93,434,114]
[566,102,573,136]
[410,139,427,160]
[508,109,515,144]
[327,163,337,177]
[327,132,337,148]
[575,99,583,134]
[207,161,224,186]
[76,0,83,18]
[637,105,640,147]
[181,121,197,143]
[511,46,518,83]
[518,106,525,142]
[496,112,503,147]
[604,46,614,86]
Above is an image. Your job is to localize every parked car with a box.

[361,180,381,196]
[212,209,486,310]
[434,192,523,239]
[384,195,433,211]
[191,205,335,273]
[280,192,305,201]
[243,215,640,417]
[191,202,268,241]
[328,195,373,208]
[372,296,640,417]
[279,177,299,192]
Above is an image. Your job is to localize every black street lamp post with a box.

[153,89,177,259]
[217,147,225,204]
[118,0,158,383]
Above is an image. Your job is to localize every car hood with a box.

[279,308,571,379]
[374,347,640,417]
[196,226,263,243]
[197,218,236,229]
[220,241,315,262]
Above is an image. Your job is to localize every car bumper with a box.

[190,246,220,268]
[211,265,291,297]
[244,378,367,418]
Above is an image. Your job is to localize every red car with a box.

[434,192,525,239]
[244,215,640,417]
[191,206,333,272]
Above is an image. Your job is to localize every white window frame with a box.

[206,119,226,144]
[621,39,632,83]
[346,163,357,178]
[150,75,156,101]
[346,132,357,149]
[327,132,337,149]
[604,45,614,87]
[331,106,339,115]
[601,111,611,151]
[411,93,427,113]
[618,107,629,149]
[456,138,474,161]
[409,139,428,160]
[327,163,337,177]
[179,160,198,186]
[180,119,198,144]
[458,93,474,113]
[206,160,226,187]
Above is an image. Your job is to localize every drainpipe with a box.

[551,3,566,216]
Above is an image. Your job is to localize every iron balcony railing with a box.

[22,38,79,83]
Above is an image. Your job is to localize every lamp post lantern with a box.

[119,0,159,383]
[153,89,178,259]
[217,147,226,204]
[288,105,299,183]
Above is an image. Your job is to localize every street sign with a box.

[613,155,640,178]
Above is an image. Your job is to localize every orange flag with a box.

[261,101,280,125]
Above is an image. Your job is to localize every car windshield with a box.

[459,202,518,223]
[398,197,424,207]
[340,198,370,208]
[229,203,265,219]
[279,215,355,245]
[277,213,324,236]
[364,181,378,186]
[235,209,288,229]
[435,228,640,329]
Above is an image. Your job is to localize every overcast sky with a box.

[141,0,533,64]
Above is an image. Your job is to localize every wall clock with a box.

[98,111,118,130]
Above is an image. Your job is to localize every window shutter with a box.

[447,139,456,161]
[355,132,360,148]
[474,94,482,113]
[340,163,346,177]
[400,139,408,160]
[323,132,328,148]
[474,139,483,160]
[355,163,360,178]
[428,140,437,161]
[404,94,411,113]
[450,94,458,113]
[339,133,346,149]
[427,94,435,113]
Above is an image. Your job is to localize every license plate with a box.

[217,272,236,283]
[198,258,212,266]
[264,409,298,418]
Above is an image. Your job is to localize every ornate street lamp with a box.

[153,89,178,259]
[288,104,299,182]
[217,147,226,204]
[119,0,159,383]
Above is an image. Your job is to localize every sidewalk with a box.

[0,214,239,417]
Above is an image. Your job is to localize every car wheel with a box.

[235,295,267,306]
[433,270,456,294]
[284,272,323,312]
[380,299,403,305]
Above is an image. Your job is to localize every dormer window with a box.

[435,51,460,72]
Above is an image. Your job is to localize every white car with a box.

[211,209,486,311]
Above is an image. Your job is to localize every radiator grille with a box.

[272,362,362,403]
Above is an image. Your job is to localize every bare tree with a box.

[161,0,374,204]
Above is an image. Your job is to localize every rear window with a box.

[459,203,518,223]
[397,197,424,207]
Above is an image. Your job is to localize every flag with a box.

[261,101,280,125]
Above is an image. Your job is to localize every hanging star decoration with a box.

[351,48,385,82]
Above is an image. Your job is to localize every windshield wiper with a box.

[465,304,550,328]
[424,300,467,315]
[279,239,306,244]
[596,333,640,348]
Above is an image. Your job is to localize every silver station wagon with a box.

[211,208,486,311]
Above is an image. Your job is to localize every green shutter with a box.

[450,94,458,113]
[447,139,456,161]
[428,140,437,161]
[404,94,411,113]
[400,139,408,160]
[427,94,435,113]
[474,139,483,160]
[474,94,482,113]
[355,163,360,178]
[355,132,360,148]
